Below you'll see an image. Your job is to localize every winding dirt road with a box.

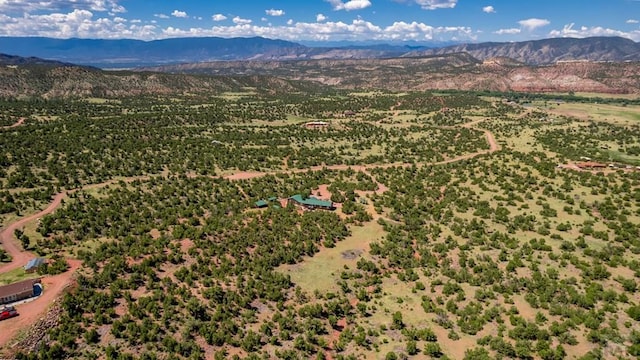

[0,119,500,348]
[223,119,501,181]
[0,117,26,130]
[0,192,67,273]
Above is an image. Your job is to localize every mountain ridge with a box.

[2,47,640,98]
[0,36,638,67]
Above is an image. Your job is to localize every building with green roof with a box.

[288,194,335,210]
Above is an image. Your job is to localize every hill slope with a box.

[0,55,326,98]
[404,36,640,65]
[141,53,640,94]
[0,36,638,67]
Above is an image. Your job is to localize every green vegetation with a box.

[1,89,640,359]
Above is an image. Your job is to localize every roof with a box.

[0,278,41,298]
[255,200,268,208]
[576,162,607,168]
[24,257,46,271]
[289,194,333,208]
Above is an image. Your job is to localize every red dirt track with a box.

[0,192,67,273]
[0,119,501,348]
[0,260,81,347]
[0,117,25,130]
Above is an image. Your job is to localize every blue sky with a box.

[0,0,638,43]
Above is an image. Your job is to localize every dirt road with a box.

[0,120,501,348]
[0,117,25,130]
[0,259,81,347]
[223,121,501,182]
[0,192,67,273]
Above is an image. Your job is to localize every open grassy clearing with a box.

[279,221,386,294]
[540,102,640,125]
[0,267,40,285]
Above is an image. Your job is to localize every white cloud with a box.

[0,9,156,39]
[161,19,475,42]
[627,19,639,24]
[397,0,457,10]
[212,14,227,22]
[549,23,640,41]
[265,9,285,17]
[232,16,252,25]
[518,18,550,31]
[171,10,188,18]
[482,6,495,13]
[317,14,327,22]
[0,8,487,42]
[154,14,169,19]
[0,0,125,13]
[287,19,294,25]
[327,0,372,11]
[494,28,520,35]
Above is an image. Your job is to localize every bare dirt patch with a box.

[0,259,81,348]
[224,171,267,181]
[341,249,363,260]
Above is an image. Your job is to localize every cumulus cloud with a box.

[0,9,156,39]
[518,18,550,31]
[327,0,372,11]
[549,23,640,41]
[212,14,227,22]
[482,6,495,13]
[494,28,520,35]
[161,19,474,42]
[265,9,285,16]
[627,19,639,24]
[154,14,169,19]
[232,16,252,25]
[317,14,327,22]
[0,0,125,13]
[171,10,188,18]
[397,0,457,10]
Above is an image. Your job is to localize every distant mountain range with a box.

[0,36,638,68]
[2,50,639,97]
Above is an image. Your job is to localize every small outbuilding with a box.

[255,197,281,209]
[304,121,329,129]
[24,257,46,273]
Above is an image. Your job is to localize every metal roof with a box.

[0,278,41,298]
[24,257,46,271]
[289,194,333,208]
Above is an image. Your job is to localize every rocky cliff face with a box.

[2,51,639,98]
[142,54,640,94]
[404,37,640,65]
